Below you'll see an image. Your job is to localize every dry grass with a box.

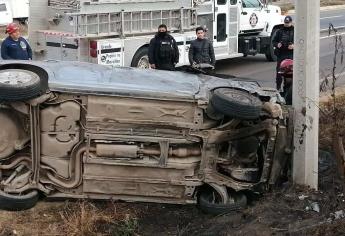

[320,0,345,6]
[319,89,345,150]
[0,200,139,236]
[276,0,345,14]
[60,201,139,236]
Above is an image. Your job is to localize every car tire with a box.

[265,28,278,62]
[131,47,150,68]
[198,190,247,215]
[0,69,48,101]
[0,190,39,211]
[210,88,262,120]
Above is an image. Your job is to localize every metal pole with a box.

[292,0,320,189]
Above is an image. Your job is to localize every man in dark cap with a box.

[272,16,294,91]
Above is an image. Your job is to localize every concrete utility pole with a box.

[28,0,48,59]
[292,0,320,189]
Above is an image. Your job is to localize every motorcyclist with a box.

[278,59,293,105]
[272,16,294,91]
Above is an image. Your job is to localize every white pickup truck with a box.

[0,0,29,25]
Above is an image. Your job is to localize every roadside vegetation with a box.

[276,0,345,13]
[0,201,140,235]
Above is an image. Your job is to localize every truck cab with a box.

[196,0,284,60]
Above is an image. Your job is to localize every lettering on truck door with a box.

[240,0,266,32]
[98,41,123,67]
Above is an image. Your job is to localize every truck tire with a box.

[265,28,278,62]
[0,69,48,101]
[210,88,262,120]
[0,190,39,211]
[131,47,150,68]
[198,190,247,215]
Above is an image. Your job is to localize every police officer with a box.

[189,26,215,70]
[148,24,179,71]
[1,23,32,60]
[272,16,294,91]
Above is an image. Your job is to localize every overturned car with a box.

[0,61,292,213]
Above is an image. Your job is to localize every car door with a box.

[239,0,266,32]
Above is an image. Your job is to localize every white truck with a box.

[29,0,285,67]
[0,0,12,26]
[0,0,29,25]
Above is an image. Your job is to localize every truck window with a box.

[217,13,227,42]
[217,0,226,5]
[0,3,7,11]
[230,0,237,5]
[242,0,261,8]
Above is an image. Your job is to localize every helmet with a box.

[278,59,293,77]
[6,23,19,34]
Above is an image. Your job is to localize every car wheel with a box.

[210,88,262,120]
[131,47,150,69]
[198,190,247,215]
[0,69,48,101]
[265,28,278,62]
[0,190,39,211]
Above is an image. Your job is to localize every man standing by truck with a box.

[148,24,179,71]
[272,16,294,91]
[189,26,215,71]
[1,23,32,60]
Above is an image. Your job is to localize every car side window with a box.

[242,0,261,8]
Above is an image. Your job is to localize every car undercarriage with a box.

[0,61,292,214]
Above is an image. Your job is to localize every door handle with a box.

[241,12,248,15]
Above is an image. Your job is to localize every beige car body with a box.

[0,61,290,211]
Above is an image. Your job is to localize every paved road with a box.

[215,8,345,88]
[319,9,345,30]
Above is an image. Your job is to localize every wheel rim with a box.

[137,56,150,69]
[221,90,253,104]
[208,190,224,204]
[203,189,238,205]
[0,69,39,85]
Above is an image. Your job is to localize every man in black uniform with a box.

[272,16,294,91]
[189,26,215,71]
[148,24,179,71]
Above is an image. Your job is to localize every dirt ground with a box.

[0,150,344,236]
